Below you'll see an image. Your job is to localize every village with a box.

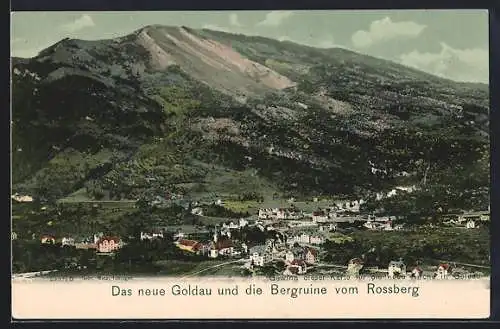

[11,192,491,280]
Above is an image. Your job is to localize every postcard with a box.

[11,9,490,319]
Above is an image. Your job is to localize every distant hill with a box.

[11,25,489,211]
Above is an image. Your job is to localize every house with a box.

[345,200,361,213]
[173,231,185,240]
[388,260,406,279]
[191,207,203,216]
[41,235,56,244]
[435,264,451,279]
[11,232,18,240]
[214,238,235,256]
[258,208,271,219]
[394,224,404,231]
[309,234,325,245]
[459,211,490,223]
[303,247,319,264]
[276,208,287,220]
[140,231,164,241]
[312,210,328,222]
[222,221,239,230]
[208,249,219,258]
[318,223,337,232]
[466,220,476,229]
[364,221,379,230]
[285,251,295,263]
[411,266,423,279]
[175,239,201,253]
[198,241,212,254]
[383,220,394,231]
[96,236,122,253]
[284,259,307,275]
[249,245,269,267]
[480,213,490,222]
[93,232,104,244]
[239,218,249,227]
[347,258,364,276]
[241,243,248,254]
[61,237,75,246]
[11,194,34,202]
[265,239,279,254]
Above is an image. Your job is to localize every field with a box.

[152,259,245,277]
[223,199,338,215]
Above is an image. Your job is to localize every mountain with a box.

[11,25,490,212]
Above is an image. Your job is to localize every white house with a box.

[258,208,271,219]
[284,259,307,275]
[466,220,476,229]
[364,221,379,230]
[222,221,239,230]
[239,218,249,227]
[388,260,406,279]
[61,237,75,246]
[276,209,287,220]
[284,251,295,263]
[345,200,361,213]
[249,245,269,267]
[191,207,203,216]
[11,194,34,202]
[241,243,248,254]
[208,249,219,258]
[316,220,336,230]
[140,231,164,241]
[312,211,328,222]
[250,253,265,267]
[173,231,185,240]
[11,232,18,240]
[309,235,325,245]
[93,232,104,244]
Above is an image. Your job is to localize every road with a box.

[58,200,137,204]
[12,270,58,280]
[181,259,247,278]
[434,260,489,269]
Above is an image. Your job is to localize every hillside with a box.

[11,25,489,213]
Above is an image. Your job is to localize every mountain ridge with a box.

[11,24,489,213]
[13,25,489,89]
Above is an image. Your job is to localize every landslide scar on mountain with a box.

[135,26,296,96]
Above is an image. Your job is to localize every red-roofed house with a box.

[411,266,423,279]
[96,236,122,253]
[214,239,235,256]
[436,263,451,279]
[303,247,319,264]
[175,239,201,253]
